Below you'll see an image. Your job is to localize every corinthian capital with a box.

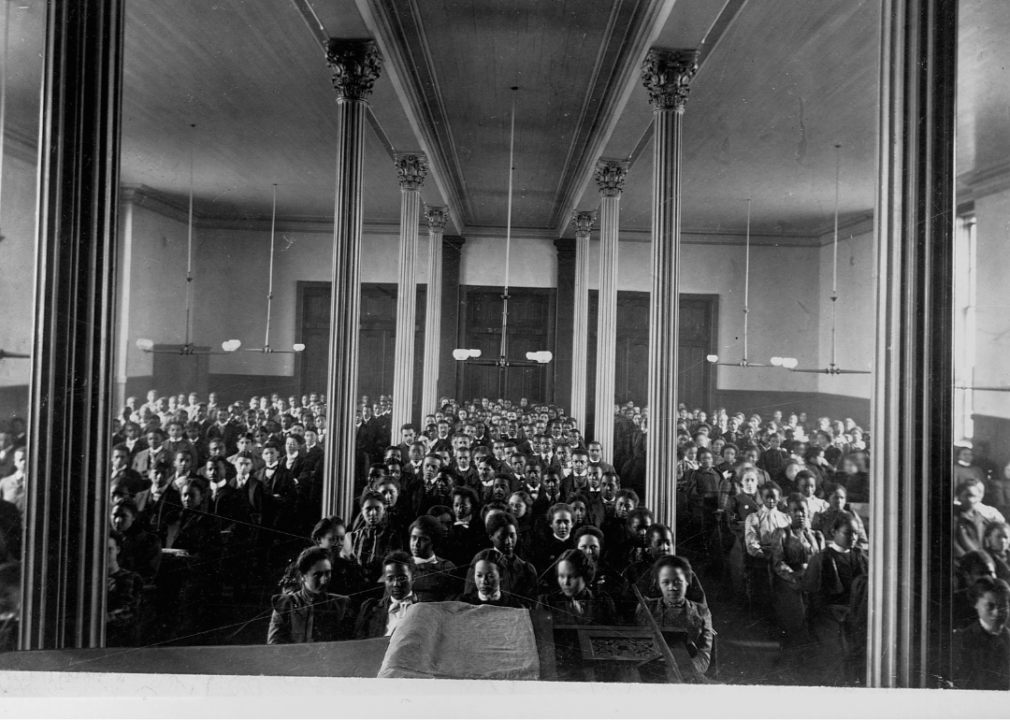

[425,206,448,231]
[641,48,699,111]
[326,39,383,101]
[594,159,629,198]
[395,153,429,191]
[571,210,596,238]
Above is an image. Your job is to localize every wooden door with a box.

[297,282,426,417]
[458,287,555,403]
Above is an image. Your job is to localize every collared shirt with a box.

[478,589,502,602]
[386,594,416,636]
[828,541,851,554]
[412,555,439,566]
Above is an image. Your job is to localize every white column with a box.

[592,159,627,457]
[115,197,136,410]
[570,210,595,431]
[322,39,382,519]
[391,153,428,432]
[421,206,448,416]
[641,48,698,527]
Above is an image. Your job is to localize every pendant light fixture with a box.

[788,145,870,375]
[454,86,552,367]
[707,198,788,368]
[137,124,225,356]
[221,184,304,355]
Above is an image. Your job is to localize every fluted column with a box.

[421,206,448,416]
[390,153,428,432]
[642,48,698,528]
[322,40,382,520]
[868,0,955,688]
[592,160,627,456]
[22,0,124,649]
[571,211,595,431]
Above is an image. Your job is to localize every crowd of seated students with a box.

[950,442,1010,691]
[259,395,886,685]
[101,390,332,646]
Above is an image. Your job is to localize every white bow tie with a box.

[412,555,439,566]
[454,520,470,529]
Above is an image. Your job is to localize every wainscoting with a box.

[713,389,871,428]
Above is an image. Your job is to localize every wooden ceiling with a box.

[1,0,1007,239]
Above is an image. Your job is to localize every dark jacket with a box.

[119,523,162,583]
[952,620,1010,690]
[267,589,353,644]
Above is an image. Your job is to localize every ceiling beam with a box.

[350,0,468,236]
[548,0,677,238]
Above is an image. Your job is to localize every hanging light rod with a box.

[138,124,225,356]
[787,144,870,376]
[223,184,304,355]
[954,385,1010,393]
[454,85,549,368]
[708,197,773,369]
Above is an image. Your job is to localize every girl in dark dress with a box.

[458,548,524,607]
[268,546,353,644]
[536,548,615,625]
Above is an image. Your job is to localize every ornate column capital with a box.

[395,152,429,191]
[326,39,383,101]
[594,159,629,198]
[641,48,699,111]
[425,205,448,231]
[571,210,596,238]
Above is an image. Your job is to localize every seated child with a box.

[744,482,789,559]
[618,507,657,572]
[268,546,353,644]
[743,481,788,613]
[984,522,1010,583]
[280,516,367,600]
[408,515,458,602]
[532,503,575,581]
[354,551,420,638]
[621,524,707,607]
[507,490,536,559]
[443,486,488,567]
[634,555,715,682]
[794,471,829,529]
[347,491,403,585]
[952,576,1010,690]
[573,525,627,604]
[600,489,639,561]
[955,478,1007,560]
[769,493,826,650]
[536,548,615,625]
[802,512,869,685]
[813,484,868,550]
[725,466,761,594]
[954,550,998,629]
[463,511,538,602]
[458,548,526,607]
[106,531,144,647]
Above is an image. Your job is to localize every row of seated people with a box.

[950,474,1010,690]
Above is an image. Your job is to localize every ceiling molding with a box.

[957,160,1010,203]
[353,0,468,236]
[125,183,848,247]
[3,125,39,165]
[549,0,677,237]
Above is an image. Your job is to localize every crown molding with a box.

[3,125,39,165]
[957,161,1010,204]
